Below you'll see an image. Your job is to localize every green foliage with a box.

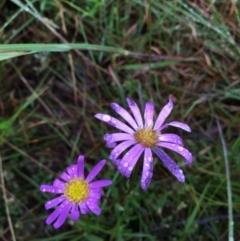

[1,0,240,240]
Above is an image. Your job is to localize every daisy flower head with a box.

[40,156,112,229]
[95,97,192,190]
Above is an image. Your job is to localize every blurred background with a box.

[0,0,240,240]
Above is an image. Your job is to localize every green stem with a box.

[119,160,141,204]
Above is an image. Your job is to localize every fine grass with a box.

[1,0,240,240]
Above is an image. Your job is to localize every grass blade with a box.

[217,120,234,241]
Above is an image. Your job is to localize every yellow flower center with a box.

[64,178,90,204]
[134,128,158,148]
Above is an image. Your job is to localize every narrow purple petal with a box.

[159,121,191,132]
[67,165,78,178]
[60,172,71,182]
[104,133,134,143]
[109,140,136,162]
[86,197,100,205]
[53,179,65,188]
[105,133,134,149]
[79,202,90,214]
[144,102,154,127]
[53,202,72,229]
[112,158,121,166]
[157,142,192,165]
[45,196,66,210]
[153,147,185,182]
[90,188,102,195]
[40,185,64,194]
[106,142,117,148]
[46,206,62,225]
[153,98,173,131]
[118,143,144,178]
[86,160,106,182]
[89,190,102,200]
[89,180,112,188]
[141,148,153,190]
[70,204,80,222]
[86,201,101,216]
[110,102,139,130]
[158,134,183,146]
[94,114,134,134]
[77,155,85,178]
[126,98,143,128]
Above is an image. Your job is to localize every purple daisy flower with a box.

[95,97,192,190]
[40,155,112,229]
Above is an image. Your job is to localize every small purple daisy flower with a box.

[95,97,192,190]
[40,156,112,229]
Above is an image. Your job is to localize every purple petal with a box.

[86,159,106,182]
[141,148,154,190]
[110,102,139,130]
[106,142,117,148]
[104,133,134,143]
[144,102,154,127]
[86,201,101,216]
[109,140,136,161]
[157,142,192,165]
[159,121,191,132]
[89,190,102,200]
[45,196,66,210]
[153,98,173,131]
[45,199,69,225]
[87,197,100,206]
[118,143,144,178]
[90,188,102,194]
[60,172,71,182]
[40,185,64,194]
[53,201,72,229]
[89,180,112,188]
[112,159,121,166]
[67,165,78,178]
[79,202,90,214]
[158,134,183,146]
[153,147,185,182]
[46,206,62,225]
[94,114,134,134]
[53,179,65,188]
[70,204,80,222]
[77,155,85,178]
[126,98,143,128]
